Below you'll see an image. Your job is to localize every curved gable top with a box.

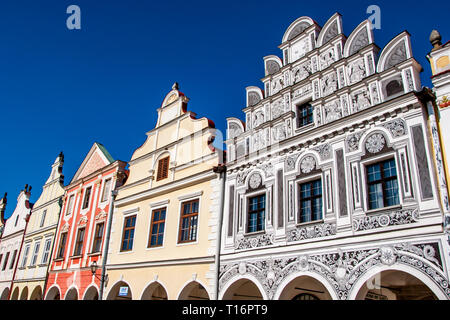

[227,117,245,139]
[264,55,283,76]
[377,31,412,73]
[317,13,342,47]
[246,86,264,107]
[282,16,315,43]
[343,20,374,57]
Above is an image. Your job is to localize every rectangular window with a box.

[299,179,323,223]
[41,238,52,264]
[2,252,9,270]
[366,158,399,210]
[40,210,47,228]
[9,250,17,269]
[101,179,112,202]
[297,103,314,127]
[57,232,67,259]
[148,208,166,247]
[121,215,136,252]
[92,223,104,253]
[82,187,92,209]
[66,195,74,215]
[247,195,266,233]
[178,200,199,243]
[0,254,2,268]
[20,245,30,268]
[156,157,170,181]
[73,228,85,256]
[30,242,40,266]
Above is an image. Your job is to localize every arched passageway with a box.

[354,270,438,300]
[30,286,43,300]
[222,279,264,300]
[45,286,61,300]
[178,281,210,300]
[64,287,78,300]
[106,281,132,300]
[19,287,28,300]
[83,286,99,300]
[278,275,333,300]
[141,282,168,300]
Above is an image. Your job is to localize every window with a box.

[56,232,67,259]
[0,254,3,268]
[247,195,266,233]
[20,245,30,268]
[66,195,74,215]
[2,252,10,270]
[14,215,19,227]
[366,158,399,210]
[82,187,92,209]
[156,156,170,181]
[297,103,313,127]
[121,215,136,252]
[73,228,85,256]
[30,242,40,266]
[299,179,323,223]
[40,210,47,228]
[178,200,199,243]
[41,238,52,264]
[101,179,112,202]
[148,208,166,247]
[92,223,104,253]
[9,250,17,269]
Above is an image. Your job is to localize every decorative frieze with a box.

[352,207,419,232]
[287,222,337,242]
[381,118,407,137]
[235,233,274,250]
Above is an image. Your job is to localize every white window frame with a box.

[294,172,324,226]
[40,210,47,228]
[41,238,52,264]
[21,244,31,268]
[30,241,41,267]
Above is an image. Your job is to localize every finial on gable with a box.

[172,82,179,90]
[430,30,442,51]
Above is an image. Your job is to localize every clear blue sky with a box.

[1,0,449,218]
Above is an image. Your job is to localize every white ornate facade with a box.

[221,14,450,300]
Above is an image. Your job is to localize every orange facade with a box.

[44,143,127,300]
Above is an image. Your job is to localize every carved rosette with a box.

[248,172,263,189]
[352,207,419,232]
[346,130,367,152]
[236,171,250,187]
[313,144,332,160]
[219,240,449,300]
[300,156,316,173]
[365,133,386,153]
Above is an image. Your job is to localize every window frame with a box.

[298,177,324,224]
[56,232,68,259]
[9,250,17,270]
[364,157,400,211]
[148,207,167,248]
[156,156,170,181]
[2,252,9,270]
[178,199,200,244]
[40,210,47,228]
[296,102,314,128]
[30,241,41,267]
[66,195,75,216]
[82,186,92,210]
[246,193,267,234]
[73,227,86,257]
[41,238,52,264]
[120,215,137,252]
[91,222,105,254]
[101,178,113,203]
[20,244,30,268]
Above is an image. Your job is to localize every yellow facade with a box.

[11,154,65,300]
[104,84,223,300]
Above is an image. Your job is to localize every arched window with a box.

[292,293,319,300]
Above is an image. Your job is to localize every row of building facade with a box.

[1,13,450,300]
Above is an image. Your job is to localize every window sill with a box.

[243,230,266,237]
[87,252,101,257]
[28,265,37,269]
[70,255,83,259]
[365,205,402,215]
[53,258,64,262]
[294,122,315,133]
[295,219,324,227]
